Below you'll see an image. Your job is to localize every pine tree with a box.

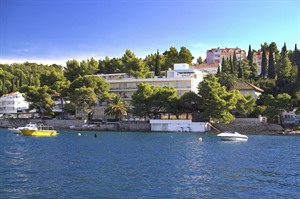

[268,45,276,79]
[261,49,267,78]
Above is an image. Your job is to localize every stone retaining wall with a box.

[0,118,283,133]
[213,121,284,134]
[0,119,151,132]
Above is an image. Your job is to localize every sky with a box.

[0,0,299,66]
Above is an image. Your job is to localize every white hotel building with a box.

[0,92,29,115]
[98,63,205,102]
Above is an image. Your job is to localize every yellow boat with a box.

[20,125,58,137]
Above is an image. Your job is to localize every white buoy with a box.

[78,133,81,136]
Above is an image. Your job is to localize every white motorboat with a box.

[8,123,38,134]
[217,131,248,141]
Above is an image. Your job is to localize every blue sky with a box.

[0,0,299,66]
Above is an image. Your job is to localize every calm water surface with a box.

[1,129,300,199]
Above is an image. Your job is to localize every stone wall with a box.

[213,120,283,134]
[1,118,283,133]
[0,119,150,132]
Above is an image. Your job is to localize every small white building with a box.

[234,82,264,99]
[150,119,210,132]
[0,92,29,114]
[193,62,220,74]
[282,108,300,125]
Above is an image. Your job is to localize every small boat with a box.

[8,123,38,134]
[20,124,58,137]
[217,131,248,141]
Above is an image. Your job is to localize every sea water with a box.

[1,129,300,199]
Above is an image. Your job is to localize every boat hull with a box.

[20,129,58,137]
[217,131,248,142]
[8,128,22,134]
[219,136,248,141]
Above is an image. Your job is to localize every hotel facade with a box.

[99,63,205,103]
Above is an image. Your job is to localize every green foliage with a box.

[71,86,97,114]
[260,49,268,78]
[98,57,123,74]
[131,83,178,118]
[179,91,201,112]
[178,46,194,65]
[121,50,149,78]
[65,58,98,82]
[150,86,178,115]
[163,47,179,70]
[154,50,162,76]
[196,56,203,64]
[268,44,276,79]
[256,79,276,95]
[21,85,55,117]
[276,50,292,79]
[232,52,238,72]
[197,74,236,124]
[247,45,253,67]
[64,60,81,82]
[68,75,110,102]
[144,52,164,74]
[217,73,238,91]
[105,95,128,121]
[232,91,256,115]
[221,57,230,73]
[263,93,292,123]
[131,83,155,118]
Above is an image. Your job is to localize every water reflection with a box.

[2,135,33,198]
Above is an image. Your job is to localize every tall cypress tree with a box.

[281,42,287,56]
[297,62,300,82]
[154,50,161,76]
[260,49,267,78]
[229,56,234,74]
[217,65,220,74]
[295,44,300,82]
[247,46,256,79]
[233,51,238,72]
[221,57,228,73]
[247,45,253,66]
[268,45,276,79]
[238,61,243,79]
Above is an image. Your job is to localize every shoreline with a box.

[1,118,299,135]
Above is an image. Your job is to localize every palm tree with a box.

[104,95,128,122]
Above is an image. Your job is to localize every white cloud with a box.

[0,58,68,67]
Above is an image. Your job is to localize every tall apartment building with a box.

[206,47,246,64]
[0,92,29,115]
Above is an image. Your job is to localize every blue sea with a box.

[1,129,300,199]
